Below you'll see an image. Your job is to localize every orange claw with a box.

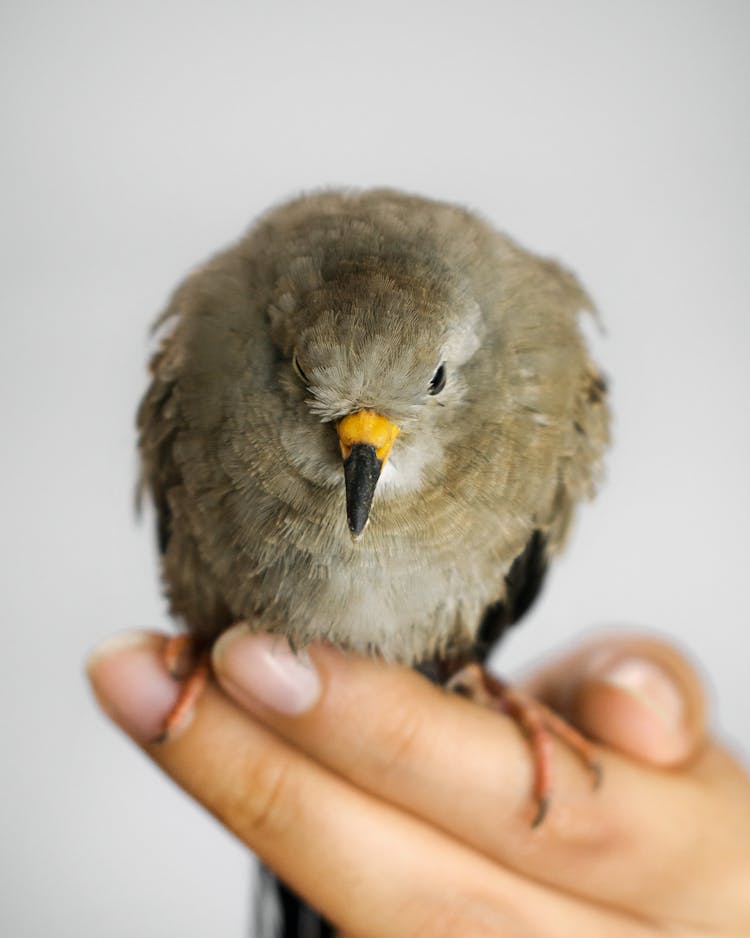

[447,663,602,827]
[163,633,197,679]
[153,634,211,743]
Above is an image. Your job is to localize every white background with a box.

[1,2,748,936]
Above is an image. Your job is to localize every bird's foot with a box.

[153,634,211,743]
[447,663,602,827]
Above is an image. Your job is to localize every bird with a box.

[137,188,609,934]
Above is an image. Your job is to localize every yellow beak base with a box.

[337,410,400,465]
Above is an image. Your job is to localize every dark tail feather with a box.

[254,864,335,938]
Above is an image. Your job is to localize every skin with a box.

[88,630,750,938]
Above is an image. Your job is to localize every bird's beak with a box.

[337,410,400,540]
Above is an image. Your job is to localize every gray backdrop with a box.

[2,2,748,936]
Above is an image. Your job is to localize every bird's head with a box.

[271,260,483,539]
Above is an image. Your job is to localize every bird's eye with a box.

[292,353,310,384]
[428,363,446,395]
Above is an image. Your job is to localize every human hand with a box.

[87,628,750,937]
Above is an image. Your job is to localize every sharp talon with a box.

[531,797,549,829]
[446,663,601,827]
[156,640,212,741]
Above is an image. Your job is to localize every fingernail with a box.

[213,625,320,715]
[86,630,183,742]
[598,656,684,731]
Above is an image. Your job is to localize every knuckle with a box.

[215,747,300,841]
[373,699,428,777]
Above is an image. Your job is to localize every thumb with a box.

[522,633,708,767]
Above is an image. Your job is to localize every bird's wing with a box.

[473,529,549,659]
[136,336,181,556]
[136,314,233,637]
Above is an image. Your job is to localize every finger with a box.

[521,632,708,766]
[86,632,653,938]
[210,626,746,926]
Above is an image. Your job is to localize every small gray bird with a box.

[139,188,608,669]
[138,188,609,936]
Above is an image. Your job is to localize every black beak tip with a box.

[348,514,369,540]
[343,443,382,540]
